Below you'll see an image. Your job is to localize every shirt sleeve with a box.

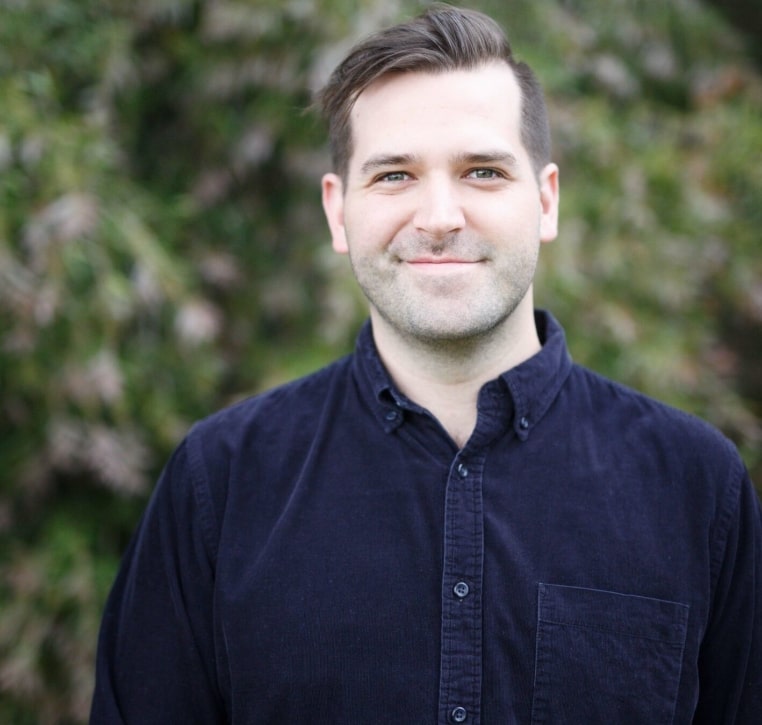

[694,462,762,723]
[90,438,226,724]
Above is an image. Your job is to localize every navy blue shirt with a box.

[92,311,762,724]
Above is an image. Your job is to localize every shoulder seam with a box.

[708,453,748,597]
[182,433,222,566]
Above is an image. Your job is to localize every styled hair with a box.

[316,4,551,180]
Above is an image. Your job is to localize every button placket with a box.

[438,455,484,724]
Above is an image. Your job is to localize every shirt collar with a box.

[500,310,573,440]
[353,310,573,439]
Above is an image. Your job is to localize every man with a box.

[91,5,761,723]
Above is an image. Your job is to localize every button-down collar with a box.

[355,310,573,442]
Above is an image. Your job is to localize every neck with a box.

[371,304,541,448]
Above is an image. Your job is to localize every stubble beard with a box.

[348,234,540,350]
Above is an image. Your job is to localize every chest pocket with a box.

[531,583,689,725]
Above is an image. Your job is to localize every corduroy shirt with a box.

[91,311,762,724]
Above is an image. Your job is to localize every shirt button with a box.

[451,706,468,723]
[385,410,399,422]
[457,463,469,478]
[453,581,470,598]
[519,416,530,430]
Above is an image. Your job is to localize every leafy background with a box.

[1,0,760,721]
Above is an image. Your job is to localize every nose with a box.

[412,177,465,237]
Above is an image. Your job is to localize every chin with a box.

[401,315,511,345]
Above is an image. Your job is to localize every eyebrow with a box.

[359,150,520,177]
[359,154,417,177]
[452,150,520,168]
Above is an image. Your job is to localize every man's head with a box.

[318,5,559,352]
[316,4,551,181]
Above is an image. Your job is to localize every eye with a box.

[466,168,504,180]
[376,171,410,183]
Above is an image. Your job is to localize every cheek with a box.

[482,194,542,231]
[345,203,405,246]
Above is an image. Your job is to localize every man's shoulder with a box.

[188,353,355,446]
[567,362,741,469]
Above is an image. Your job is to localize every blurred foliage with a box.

[0,0,760,720]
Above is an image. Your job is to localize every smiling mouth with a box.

[406,258,481,267]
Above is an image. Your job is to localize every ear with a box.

[321,173,348,254]
[538,163,560,243]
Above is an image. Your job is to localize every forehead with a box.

[348,62,525,169]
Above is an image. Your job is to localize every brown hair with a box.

[316,4,551,180]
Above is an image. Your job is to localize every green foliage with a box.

[0,0,760,720]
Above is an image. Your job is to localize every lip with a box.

[403,260,483,279]
[406,258,480,265]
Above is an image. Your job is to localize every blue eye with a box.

[467,168,501,179]
[379,171,409,182]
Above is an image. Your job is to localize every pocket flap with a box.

[538,583,689,643]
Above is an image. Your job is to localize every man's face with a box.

[322,62,559,345]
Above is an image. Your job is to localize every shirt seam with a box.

[183,431,222,566]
